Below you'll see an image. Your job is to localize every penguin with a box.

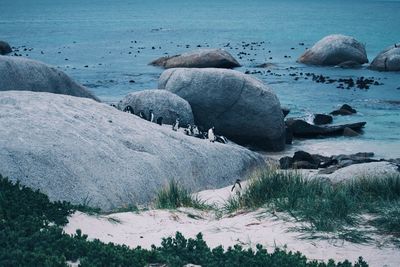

[231,179,242,197]
[184,124,192,135]
[149,109,154,122]
[172,118,180,131]
[123,105,134,114]
[208,126,215,142]
[139,111,147,120]
[192,125,200,136]
[157,117,163,126]
[215,135,228,144]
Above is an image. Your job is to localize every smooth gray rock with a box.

[0,91,265,210]
[150,48,240,69]
[0,56,99,101]
[298,34,368,66]
[369,43,400,71]
[0,41,12,55]
[159,68,285,151]
[118,90,194,126]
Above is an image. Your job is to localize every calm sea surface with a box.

[1,0,399,157]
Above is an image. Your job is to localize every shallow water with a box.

[1,0,399,158]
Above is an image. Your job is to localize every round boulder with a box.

[369,43,400,71]
[298,34,368,66]
[150,48,240,69]
[0,41,12,55]
[118,89,194,126]
[159,68,285,151]
[0,56,99,101]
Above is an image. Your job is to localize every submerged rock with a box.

[159,68,286,151]
[369,43,400,71]
[150,48,240,69]
[0,41,12,55]
[0,56,99,101]
[0,91,265,210]
[297,34,368,66]
[118,90,194,126]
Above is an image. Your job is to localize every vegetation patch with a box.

[225,169,400,244]
[0,174,368,266]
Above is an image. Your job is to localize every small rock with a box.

[313,114,333,125]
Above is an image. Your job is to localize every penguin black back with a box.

[123,105,134,114]
[157,117,163,126]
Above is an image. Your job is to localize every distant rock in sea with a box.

[0,91,265,210]
[150,48,241,69]
[0,56,99,101]
[159,68,285,151]
[369,43,400,71]
[0,41,12,55]
[118,89,194,126]
[297,34,368,66]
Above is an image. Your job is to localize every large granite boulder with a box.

[0,91,265,210]
[118,89,194,126]
[369,43,400,71]
[298,34,368,66]
[159,68,285,151]
[150,48,240,69]
[0,41,12,55]
[0,56,99,101]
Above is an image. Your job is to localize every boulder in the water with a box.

[330,104,357,116]
[159,68,286,151]
[0,91,265,211]
[313,114,333,125]
[150,48,240,69]
[118,89,194,126]
[285,119,366,137]
[0,41,12,55]
[369,43,400,71]
[297,34,368,66]
[0,56,99,101]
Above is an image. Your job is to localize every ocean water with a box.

[1,0,399,158]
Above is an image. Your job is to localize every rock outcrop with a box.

[286,119,365,137]
[0,56,99,101]
[0,91,265,210]
[298,34,368,66]
[369,43,400,71]
[118,90,194,126]
[150,49,240,69]
[0,41,12,55]
[159,68,285,151]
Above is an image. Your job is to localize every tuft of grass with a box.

[225,169,400,239]
[155,180,211,210]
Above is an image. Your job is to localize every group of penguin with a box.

[120,105,228,144]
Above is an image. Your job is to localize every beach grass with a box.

[155,179,211,210]
[224,169,400,240]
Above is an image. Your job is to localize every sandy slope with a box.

[65,179,400,267]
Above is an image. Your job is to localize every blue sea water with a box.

[1,0,399,158]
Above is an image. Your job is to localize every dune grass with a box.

[224,169,400,242]
[155,179,211,210]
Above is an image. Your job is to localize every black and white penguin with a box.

[157,117,163,126]
[139,111,147,120]
[149,109,154,122]
[231,179,242,197]
[215,135,228,144]
[192,125,200,136]
[172,118,180,131]
[184,124,192,136]
[123,105,134,114]
[208,126,215,142]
